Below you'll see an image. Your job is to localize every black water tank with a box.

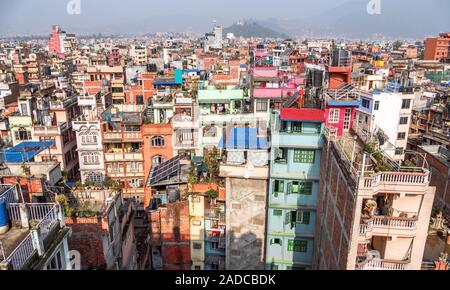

[313,70,324,87]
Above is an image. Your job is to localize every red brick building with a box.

[424,32,450,62]
[148,200,191,270]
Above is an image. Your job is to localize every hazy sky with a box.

[0,0,357,35]
[0,0,448,38]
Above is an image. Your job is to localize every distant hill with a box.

[224,21,289,39]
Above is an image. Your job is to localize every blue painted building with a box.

[265,99,325,270]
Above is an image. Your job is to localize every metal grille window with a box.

[293,150,315,164]
[401,99,411,109]
[82,152,100,164]
[399,117,408,125]
[151,136,165,147]
[374,101,380,110]
[397,132,406,140]
[288,181,313,195]
[287,239,308,253]
[256,100,268,112]
[296,211,311,224]
[15,128,32,141]
[328,108,340,123]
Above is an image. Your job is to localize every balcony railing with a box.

[360,171,429,189]
[1,203,61,270]
[372,216,417,229]
[359,258,410,270]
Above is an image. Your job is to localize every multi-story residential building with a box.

[355,88,414,161]
[424,32,450,62]
[197,84,253,155]
[147,156,191,270]
[266,94,325,270]
[32,92,80,180]
[101,104,146,208]
[188,183,227,270]
[315,128,435,270]
[72,92,111,184]
[130,45,148,66]
[251,66,300,125]
[65,189,137,270]
[0,184,72,270]
[219,127,270,270]
[172,91,198,159]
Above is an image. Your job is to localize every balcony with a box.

[33,122,70,136]
[357,258,410,270]
[359,171,430,194]
[359,216,418,240]
[0,202,63,270]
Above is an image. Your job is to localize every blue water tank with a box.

[0,199,10,234]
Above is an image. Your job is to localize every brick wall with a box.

[65,216,109,270]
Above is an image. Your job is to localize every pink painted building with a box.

[48,25,62,56]
[324,87,360,137]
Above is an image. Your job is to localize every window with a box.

[193,243,202,250]
[361,99,370,109]
[270,238,282,246]
[287,240,308,253]
[296,211,311,224]
[273,180,285,196]
[273,209,282,217]
[151,136,165,147]
[374,101,380,110]
[136,95,144,105]
[256,100,268,112]
[401,99,411,109]
[328,109,340,123]
[85,172,103,183]
[289,181,313,195]
[291,122,302,133]
[80,131,98,145]
[15,127,32,141]
[82,152,99,164]
[399,117,408,125]
[152,155,166,165]
[397,132,406,140]
[293,150,315,164]
[127,162,143,172]
[203,126,217,137]
[395,147,404,155]
[271,264,279,270]
[275,148,288,163]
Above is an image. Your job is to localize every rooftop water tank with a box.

[0,199,10,234]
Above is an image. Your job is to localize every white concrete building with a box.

[355,91,414,160]
[72,92,111,184]
[129,44,148,66]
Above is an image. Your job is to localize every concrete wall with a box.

[226,177,267,270]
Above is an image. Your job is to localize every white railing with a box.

[7,204,21,221]
[372,216,417,229]
[359,220,373,235]
[0,185,18,204]
[123,132,142,139]
[27,203,56,221]
[35,205,58,240]
[361,259,410,270]
[361,171,429,189]
[104,132,121,139]
[4,233,36,270]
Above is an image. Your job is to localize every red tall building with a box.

[48,25,62,55]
